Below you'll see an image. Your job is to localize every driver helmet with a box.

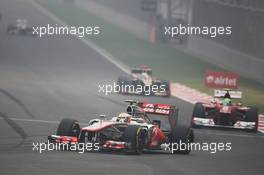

[16,19,27,29]
[222,98,231,106]
[140,72,148,79]
[141,72,152,85]
[117,112,131,123]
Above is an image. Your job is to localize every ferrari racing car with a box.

[192,89,259,131]
[117,65,170,97]
[7,19,34,36]
[48,100,194,154]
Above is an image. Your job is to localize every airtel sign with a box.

[205,71,239,89]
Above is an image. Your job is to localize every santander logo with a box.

[205,71,239,89]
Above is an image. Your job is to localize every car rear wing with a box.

[139,103,178,129]
[131,66,152,75]
[140,103,174,115]
[214,89,242,99]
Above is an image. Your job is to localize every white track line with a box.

[10,118,59,124]
[29,0,130,75]
[0,117,89,125]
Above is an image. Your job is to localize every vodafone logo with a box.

[205,71,239,89]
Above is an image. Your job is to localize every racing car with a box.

[48,100,194,154]
[192,89,259,132]
[117,65,170,97]
[7,19,34,36]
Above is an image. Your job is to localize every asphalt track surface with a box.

[0,0,263,175]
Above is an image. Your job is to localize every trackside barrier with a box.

[258,115,264,133]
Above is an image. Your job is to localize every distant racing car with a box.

[117,65,170,97]
[48,100,194,154]
[7,19,34,36]
[192,89,259,132]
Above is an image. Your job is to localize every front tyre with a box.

[192,103,205,118]
[245,107,258,132]
[192,103,206,127]
[56,118,80,137]
[123,125,145,154]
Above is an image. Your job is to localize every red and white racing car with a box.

[192,89,259,132]
[117,65,171,97]
[7,19,34,36]
[48,100,194,154]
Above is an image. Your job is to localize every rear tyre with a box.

[245,107,258,132]
[160,80,170,97]
[171,125,194,154]
[192,103,205,118]
[25,27,34,36]
[56,118,80,137]
[133,80,144,95]
[117,76,129,93]
[164,81,171,97]
[123,125,145,154]
[7,25,16,35]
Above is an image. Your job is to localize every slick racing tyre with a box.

[162,80,170,97]
[117,76,130,93]
[171,125,194,154]
[7,24,16,35]
[192,103,206,127]
[123,125,146,154]
[23,27,34,36]
[192,103,205,118]
[245,107,258,132]
[57,118,80,137]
